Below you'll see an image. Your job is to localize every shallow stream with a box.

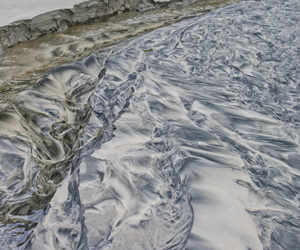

[0,0,300,249]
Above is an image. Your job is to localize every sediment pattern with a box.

[0,0,300,249]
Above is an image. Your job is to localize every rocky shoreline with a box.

[0,0,199,53]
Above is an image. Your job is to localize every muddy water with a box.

[1,0,300,249]
[0,0,239,85]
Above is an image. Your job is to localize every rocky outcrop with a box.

[0,0,197,53]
